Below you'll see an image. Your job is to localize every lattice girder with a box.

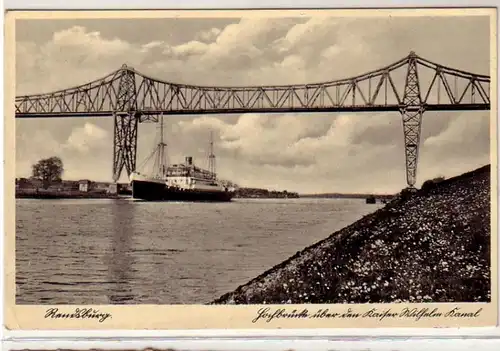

[15,52,490,118]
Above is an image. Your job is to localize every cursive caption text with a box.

[252,307,483,323]
[44,308,112,323]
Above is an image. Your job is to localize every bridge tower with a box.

[400,52,424,189]
[112,65,139,183]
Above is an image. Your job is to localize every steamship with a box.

[129,116,235,202]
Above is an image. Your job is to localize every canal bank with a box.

[213,165,491,304]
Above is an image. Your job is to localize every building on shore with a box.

[78,180,92,192]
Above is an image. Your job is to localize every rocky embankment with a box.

[213,165,491,304]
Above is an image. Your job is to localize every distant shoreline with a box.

[15,189,121,200]
[16,195,387,201]
[15,191,390,201]
[300,193,394,199]
[16,185,392,201]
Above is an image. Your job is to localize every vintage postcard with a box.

[3,8,498,330]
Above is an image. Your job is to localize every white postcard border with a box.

[2,1,500,339]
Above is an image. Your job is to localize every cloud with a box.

[15,19,295,93]
[196,27,221,42]
[172,40,209,57]
[174,109,490,193]
[16,16,490,92]
[16,128,62,165]
[16,27,134,94]
[51,26,131,56]
[424,113,489,148]
[65,122,109,153]
[273,17,334,53]
[178,113,389,171]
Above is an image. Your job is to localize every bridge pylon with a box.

[112,112,139,182]
[112,68,139,182]
[400,52,424,188]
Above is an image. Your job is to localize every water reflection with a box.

[107,199,136,303]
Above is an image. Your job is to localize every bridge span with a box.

[15,52,491,187]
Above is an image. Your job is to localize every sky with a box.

[15,14,492,194]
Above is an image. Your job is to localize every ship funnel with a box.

[185,156,193,166]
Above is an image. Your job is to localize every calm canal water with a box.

[16,197,381,304]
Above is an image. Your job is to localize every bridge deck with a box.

[14,103,491,119]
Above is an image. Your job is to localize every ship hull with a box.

[131,179,234,202]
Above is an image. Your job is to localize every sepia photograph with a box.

[4,8,497,329]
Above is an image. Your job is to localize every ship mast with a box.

[154,113,168,177]
[208,130,216,179]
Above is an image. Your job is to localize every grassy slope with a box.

[213,165,491,304]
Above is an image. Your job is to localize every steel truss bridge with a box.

[15,52,491,187]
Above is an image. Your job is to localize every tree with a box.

[32,156,64,189]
